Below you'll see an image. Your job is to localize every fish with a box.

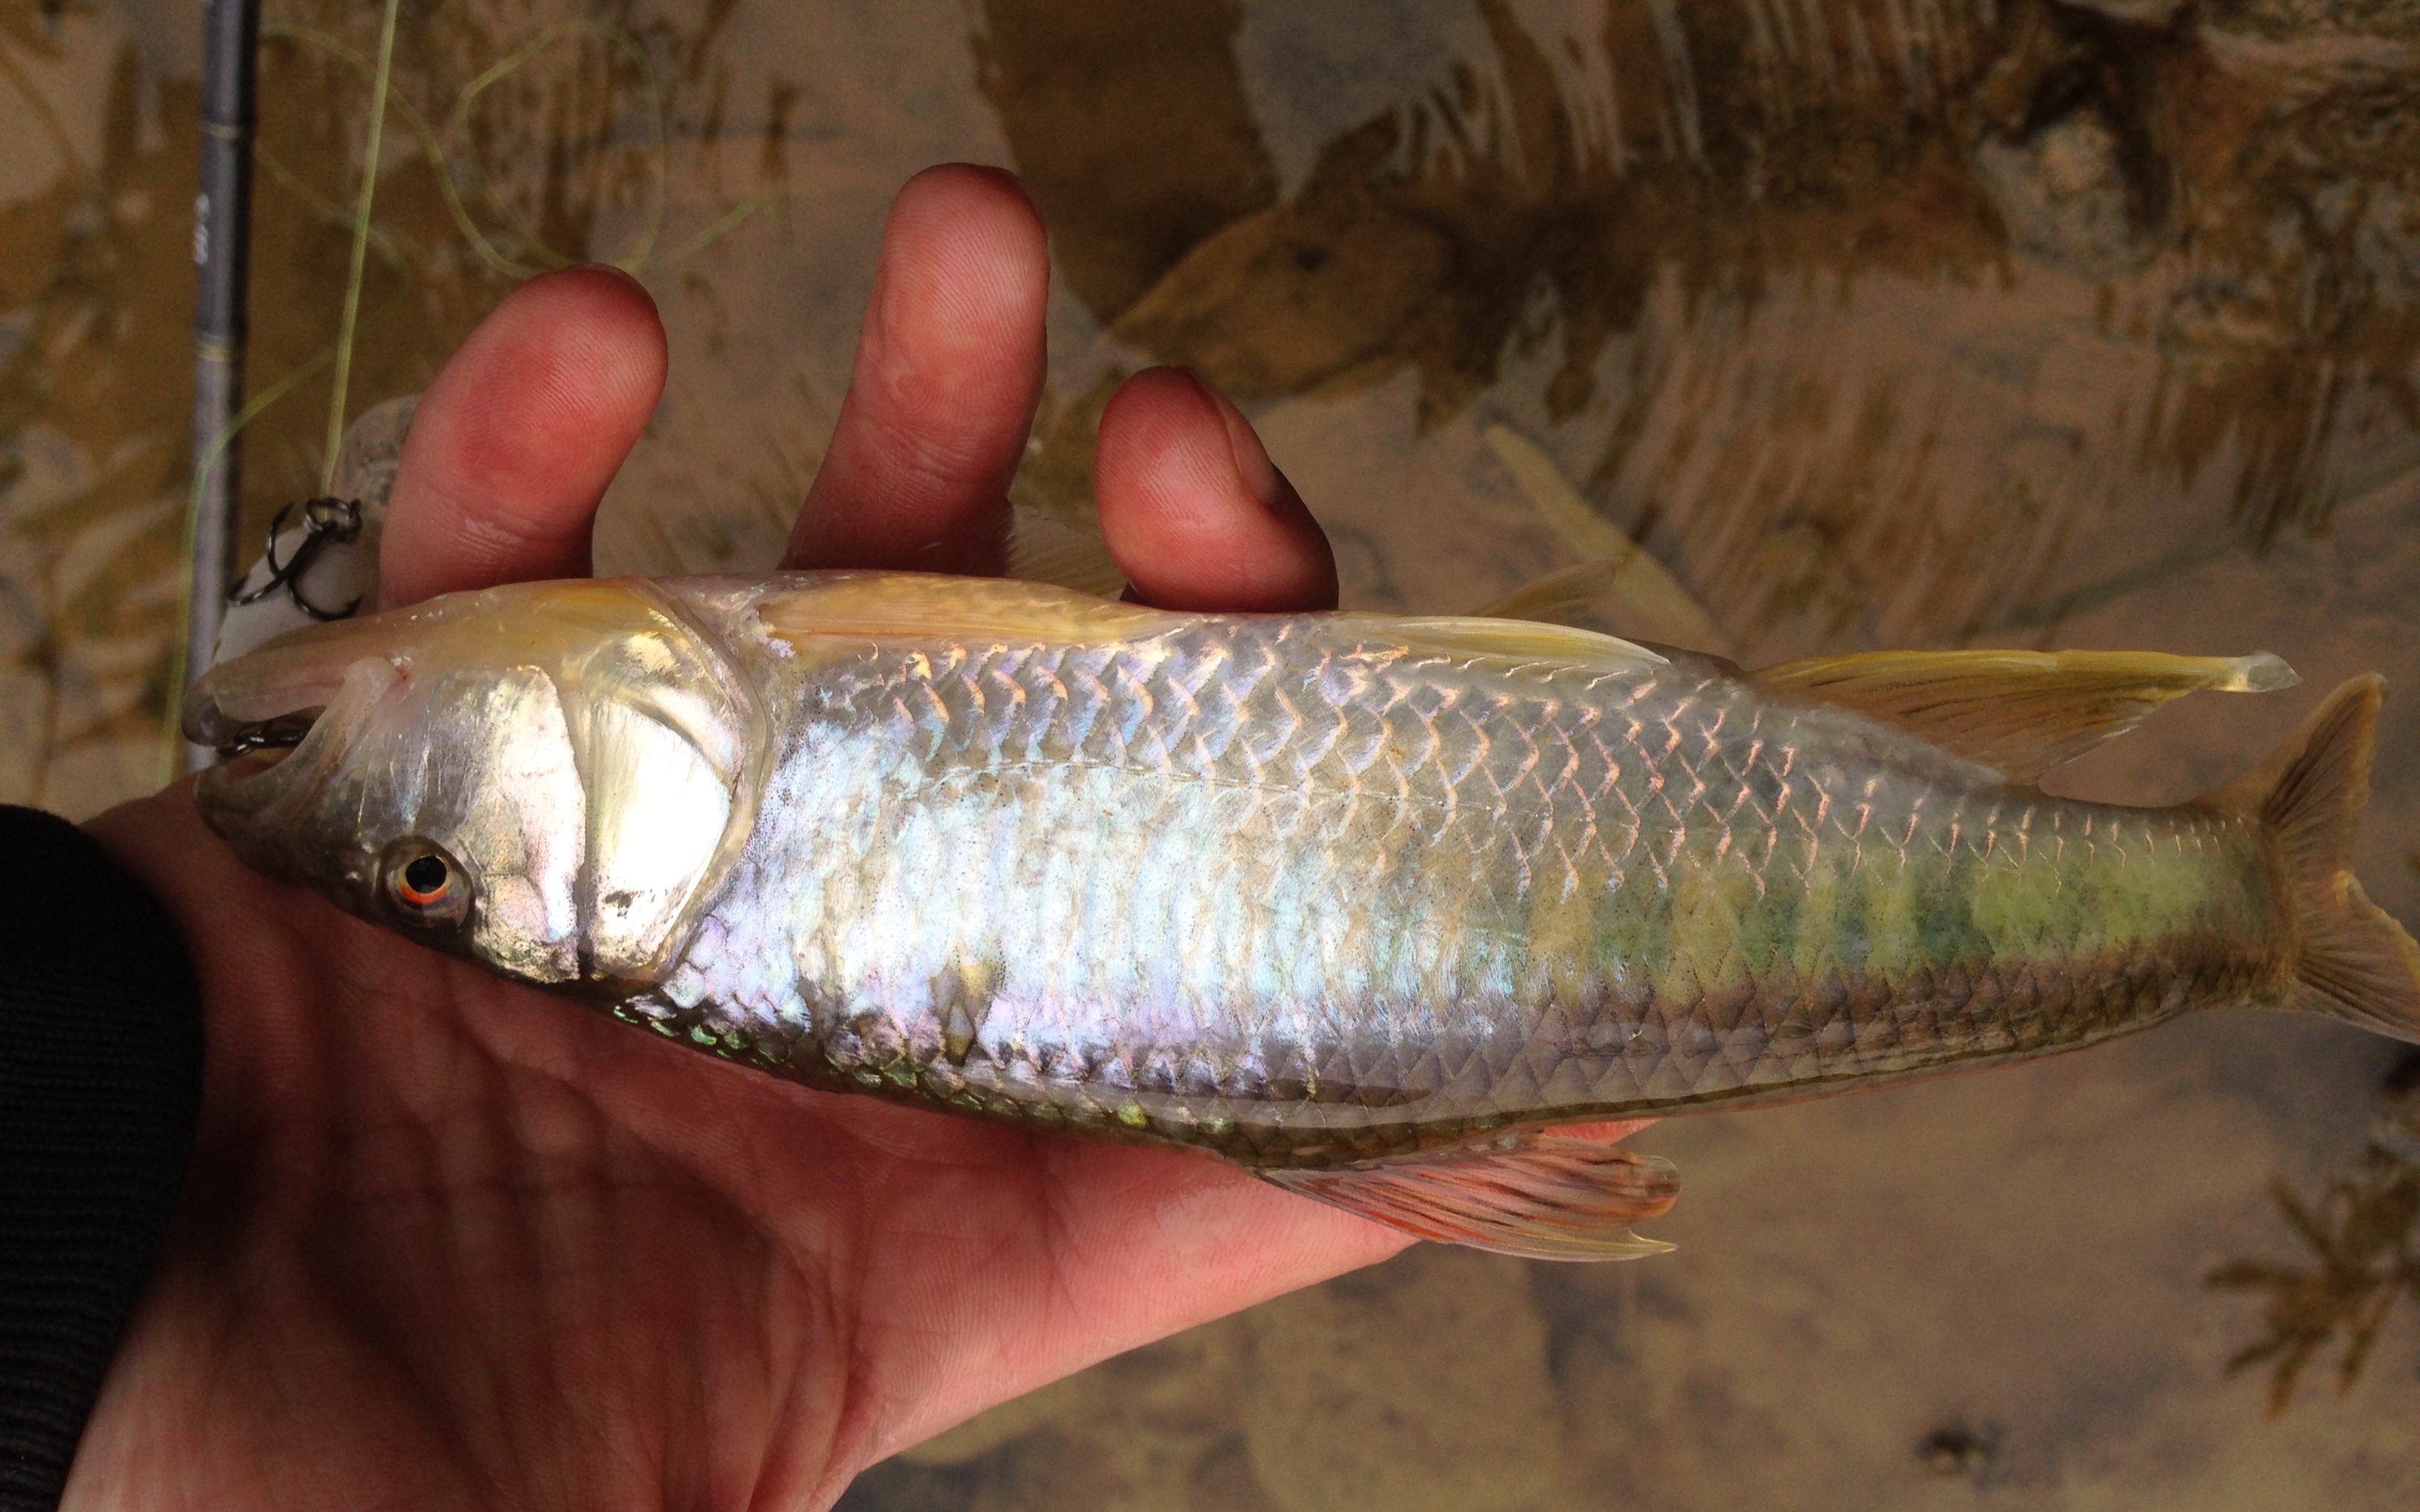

[181,571,2420,1261]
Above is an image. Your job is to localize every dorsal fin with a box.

[755,571,1174,651]
[1754,648,2299,783]
[1344,614,1667,675]
[755,573,1667,677]
[1260,1126,1678,1261]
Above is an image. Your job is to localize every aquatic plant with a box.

[0,4,196,813]
[2208,1058,2420,1414]
[995,0,2420,653]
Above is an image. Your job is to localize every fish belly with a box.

[638,617,2292,1167]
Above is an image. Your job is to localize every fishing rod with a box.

[187,0,258,771]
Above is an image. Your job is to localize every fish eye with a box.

[400,855,449,904]
[381,838,472,929]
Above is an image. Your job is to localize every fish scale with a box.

[604,589,2288,1166]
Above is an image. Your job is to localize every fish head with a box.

[183,578,763,989]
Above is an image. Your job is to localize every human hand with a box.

[66,165,1401,1510]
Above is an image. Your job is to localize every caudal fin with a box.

[2221,677,2420,1041]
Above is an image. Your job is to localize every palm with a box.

[64,168,1396,1509]
[80,792,1389,1507]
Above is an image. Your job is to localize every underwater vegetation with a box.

[992,0,2420,652]
[239,0,781,532]
[2208,1053,2420,1415]
[0,4,196,812]
[0,0,781,812]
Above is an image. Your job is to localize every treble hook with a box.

[228,496,365,621]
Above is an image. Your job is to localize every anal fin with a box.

[1260,1125,1678,1262]
[1469,560,1624,628]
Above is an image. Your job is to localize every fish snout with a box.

[187,645,405,880]
[182,609,420,757]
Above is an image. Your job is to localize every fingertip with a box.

[787,164,1050,572]
[1096,368,1338,612]
[864,165,1050,379]
[891,164,1045,274]
[383,266,668,605]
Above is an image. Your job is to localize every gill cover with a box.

[188,579,764,985]
[555,586,767,978]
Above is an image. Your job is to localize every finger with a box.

[1094,368,1338,611]
[784,165,1048,575]
[382,267,668,606]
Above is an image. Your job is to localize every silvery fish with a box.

[182,572,2420,1260]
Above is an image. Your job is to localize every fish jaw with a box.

[182,578,768,990]
[190,650,404,909]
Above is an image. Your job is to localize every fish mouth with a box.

[197,711,323,760]
[183,684,330,780]
[181,617,410,839]
[180,611,417,760]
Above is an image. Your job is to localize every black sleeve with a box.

[0,806,203,1512]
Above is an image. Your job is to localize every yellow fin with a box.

[754,572,1665,675]
[1260,1127,1679,1262]
[2213,677,2420,1041]
[1346,614,1666,674]
[755,571,1174,651]
[1755,647,2300,782]
[1469,560,1623,626]
[1482,422,1733,656]
[1005,502,1128,598]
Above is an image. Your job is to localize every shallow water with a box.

[5,0,2419,1505]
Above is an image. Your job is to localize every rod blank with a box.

[188,0,259,769]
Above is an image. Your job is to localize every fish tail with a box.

[2217,676,2420,1041]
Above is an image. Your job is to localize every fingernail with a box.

[1196,373,1287,511]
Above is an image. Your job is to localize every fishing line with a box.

[262,21,528,276]
[265,16,773,282]
[161,344,337,781]
[452,19,672,273]
[255,139,406,268]
[163,6,776,776]
[320,0,400,500]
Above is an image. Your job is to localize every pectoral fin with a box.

[1482,423,1733,656]
[1260,1127,1679,1261]
[756,571,1174,653]
[1469,560,1624,627]
[1754,648,2298,783]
